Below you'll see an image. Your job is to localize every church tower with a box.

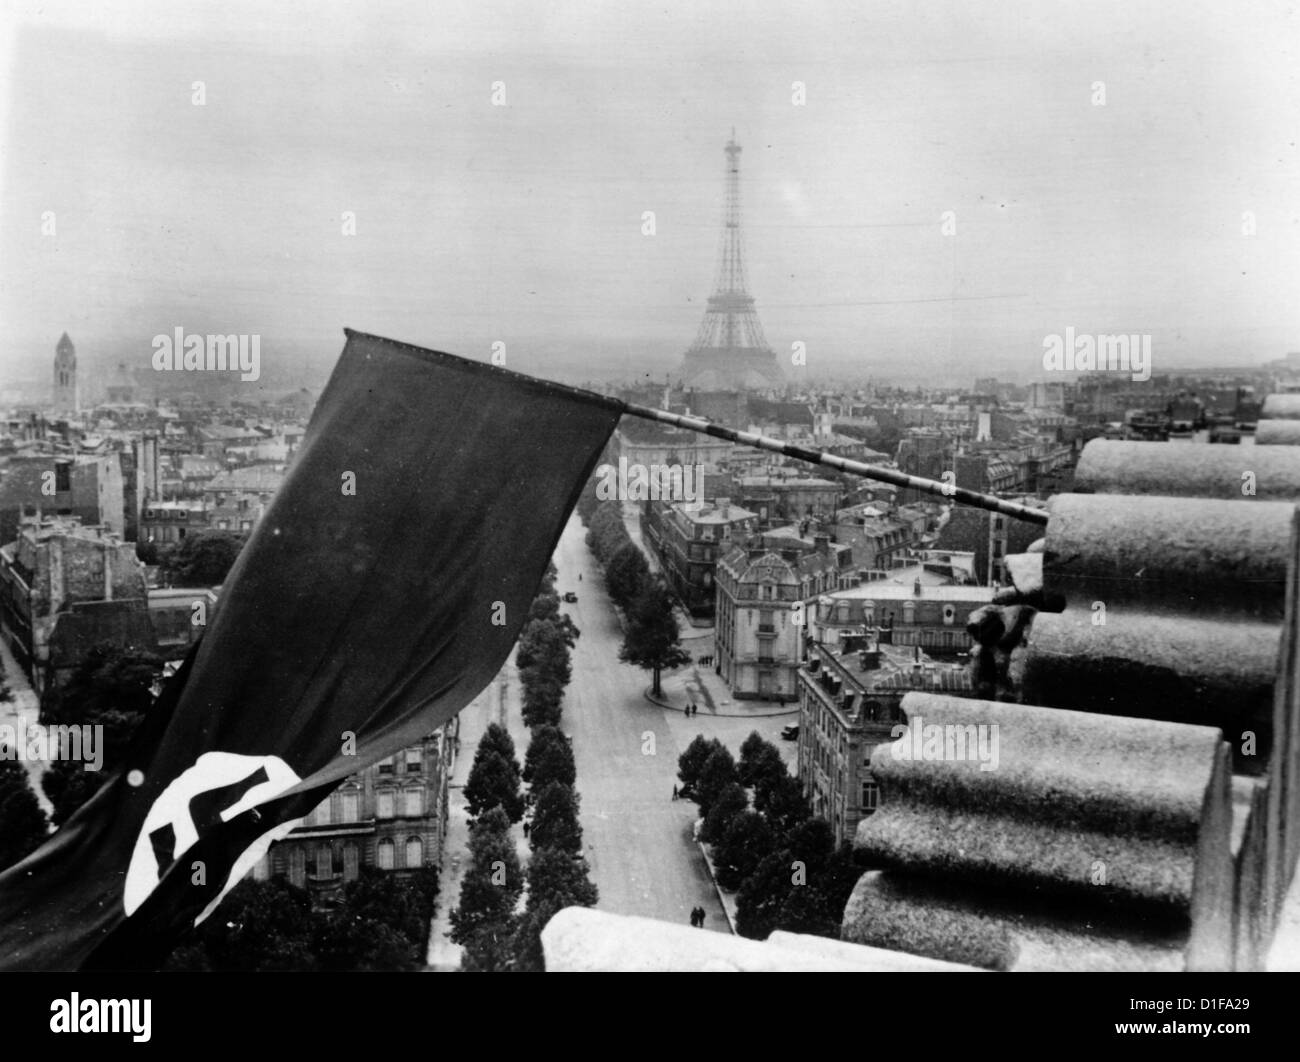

[52,332,79,416]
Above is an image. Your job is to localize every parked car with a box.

[781,724,799,741]
[563,591,578,603]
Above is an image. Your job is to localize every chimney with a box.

[814,533,830,556]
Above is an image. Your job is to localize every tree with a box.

[754,772,811,840]
[522,724,566,781]
[537,560,559,599]
[516,616,578,676]
[39,644,162,825]
[523,729,575,791]
[738,731,768,784]
[677,735,724,799]
[520,667,564,729]
[529,781,583,854]
[450,807,523,948]
[776,842,869,939]
[330,865,435,948]
[460,923,520,972]
[738,732,785,789]
[700,781,749,845]
[714,810,776,891]
[785,817,836,871]
[585,503,629,564]
[576,473,601,526]
[527,592,561,625]
[463,749,525,823]
[619,579,690,697]
[735,849,795,941]
[511,848,599,972]
[160,530,246,586]
[311,866,439,971]
[41,643,162,724]
[605,543,650,607]
[165,877,318,971]
[694,745,739,818]
[0,759,48,872]
[477,723,521,781]
[525,847,599,912]
[313,911,419,972]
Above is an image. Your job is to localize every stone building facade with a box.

[797,635,975,847]
[0,516,154,698]
[253,722,456,907]
[714,533,855,701]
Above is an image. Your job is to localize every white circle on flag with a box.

[123,751,303,918]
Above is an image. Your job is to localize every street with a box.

[551,512,795,933]
[428,512,798,966]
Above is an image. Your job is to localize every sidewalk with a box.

[425,664,532,971]
[699,842,739,933]
[645,662,798,720]
[0,637,55,818]
[620,503,711,635]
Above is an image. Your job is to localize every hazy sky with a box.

[1,0,1297,391]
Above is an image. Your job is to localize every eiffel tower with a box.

[680,132,785,391]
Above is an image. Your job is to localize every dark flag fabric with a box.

[0,329,624,970]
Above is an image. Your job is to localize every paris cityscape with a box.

[0,0,1296,1004]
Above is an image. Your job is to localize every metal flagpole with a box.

[621,402,1050,527]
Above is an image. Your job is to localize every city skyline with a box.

[0,0,1297,393]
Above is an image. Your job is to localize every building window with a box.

[314,795,332,826]
[404,787,423,817]
[378,756,395,774]
[405,836,423,869]
[377,789,395,819]
[343,843,359,881]
[340,790,359,822]
[315,844,331,878]
[377,838,395,870]
[55,462,71,493]
[861,781,880,812]
[405,747,423,773]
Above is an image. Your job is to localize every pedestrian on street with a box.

[523,821,530,838]
[672,784,679,801]
[688,910,697,927]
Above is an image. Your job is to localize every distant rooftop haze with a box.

[1,0,1296,392]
